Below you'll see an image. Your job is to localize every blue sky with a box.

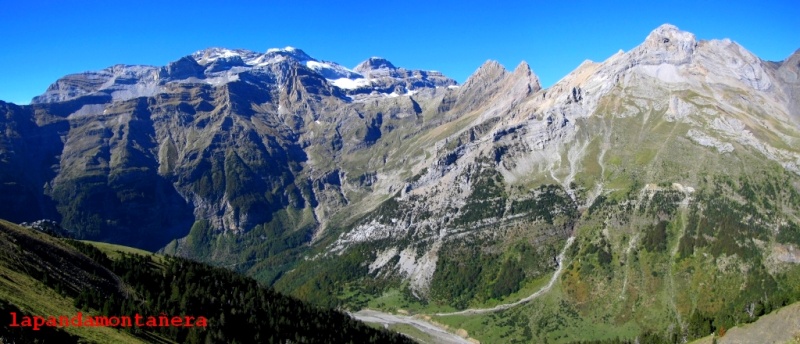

[1,0,798,105]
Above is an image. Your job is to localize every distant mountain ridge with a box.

[32,46,457,104]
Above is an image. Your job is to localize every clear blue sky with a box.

[1,0,798,105]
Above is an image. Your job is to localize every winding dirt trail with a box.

[351,237,576,342]
[435,236,575,316]
[351,309,472,344]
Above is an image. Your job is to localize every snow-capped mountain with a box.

[32,46,456,104]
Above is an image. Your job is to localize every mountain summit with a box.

[354,57,397,72]
[637,23,697,64]
[32,46,456,104]
[2,24,800,343]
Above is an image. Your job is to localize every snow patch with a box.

[305,60,329,70]
[331,77,371,90]
[267,46,297,53]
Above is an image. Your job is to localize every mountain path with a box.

[352,236,575,343]
[350,310,472,344]
[434,236,575,316]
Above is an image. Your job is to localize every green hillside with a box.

[0,219,414,343]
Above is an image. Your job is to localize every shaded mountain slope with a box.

[0,219,414,343]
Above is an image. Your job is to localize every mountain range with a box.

[2,24,800,343]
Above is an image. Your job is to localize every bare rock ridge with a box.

[465,60,508,86]
[774,48,800,120]
[453,60,511,112]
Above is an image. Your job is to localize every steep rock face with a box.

[2,47,458,255]
[31,65,161,104]
[44,97,196,250]
[772,49,800,120]
[160,56,206,80]
[0,101,63,222]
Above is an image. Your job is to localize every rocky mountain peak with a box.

[354,57,397,73]
[512,60,531,75]
[785,48,800,68]
[511,61,539,80]
[478,59,505,71]
[193,47,254,65]
[463,60,507,86]
[452,60,511,111]
[633,23,697,65]
[159,56,205,80]
[265,46,314,62]
[775,48,800,119]
[503,60,541,95]
[644,24,696,46]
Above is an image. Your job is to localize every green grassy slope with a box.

[0,219,415,344]
[0,219,148,343]
[690,301,800,344]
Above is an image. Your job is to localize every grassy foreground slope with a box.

[0,219,147,343]
[690,301,800,344]
[0,219,414,343]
